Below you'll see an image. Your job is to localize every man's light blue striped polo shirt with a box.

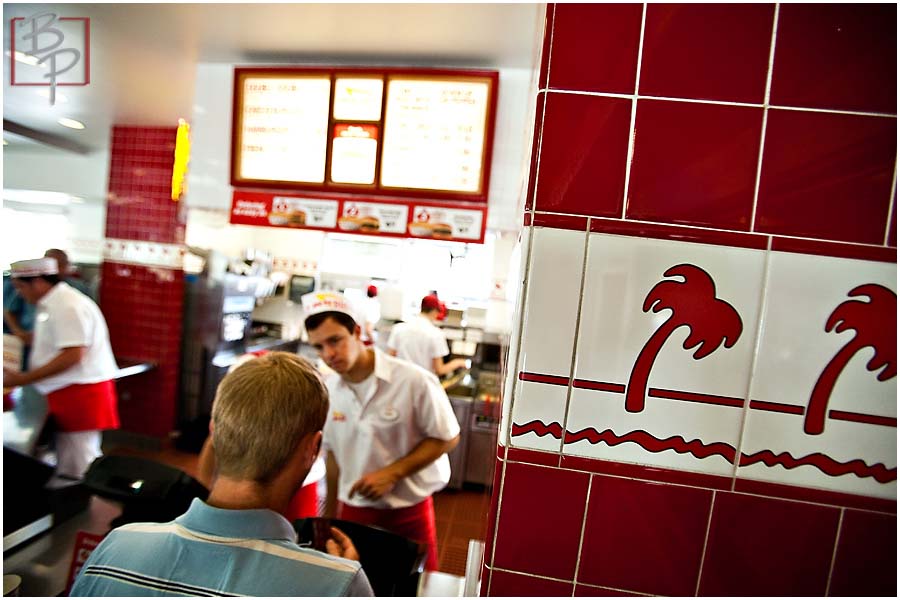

[70,498,373,596]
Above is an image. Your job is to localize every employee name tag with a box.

[380,406,399,421]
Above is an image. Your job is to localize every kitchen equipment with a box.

[251,273,317,341]
[464,397,500,486]
[178,271,273,450]
[447,394,472,490]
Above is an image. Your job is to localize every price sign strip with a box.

[230,189,487,244]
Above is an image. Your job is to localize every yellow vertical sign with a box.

[171,118,191,201]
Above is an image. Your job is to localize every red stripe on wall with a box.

[829,410,897,428]
[532,212,590,231]
[589,217,769,250]
[518,372,570,386]
[573,379,626,393]
[771,236,897,263]
[749,400,805,415]
[734,478,897,514]
[649,387,745,408]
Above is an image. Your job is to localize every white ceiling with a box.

[3,2,545,153]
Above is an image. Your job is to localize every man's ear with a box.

[306,431,323,466]
[353,323,362,339]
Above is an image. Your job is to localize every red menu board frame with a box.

[231,66,499,204]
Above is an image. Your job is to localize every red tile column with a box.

[486,3,897,597]
[100,126,186,439]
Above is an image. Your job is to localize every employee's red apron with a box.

[46,380,119,432]
[286,482,319,521]
[338,497,438,571]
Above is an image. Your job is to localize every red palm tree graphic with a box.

[804,284,897,435]
[625,264,743,413]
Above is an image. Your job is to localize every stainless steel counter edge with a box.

[112,362,155,380]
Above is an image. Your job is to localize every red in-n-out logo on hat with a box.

[10,11,90,105]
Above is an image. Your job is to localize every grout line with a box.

[824,508,845,597]
[503,211,537,449]
[557,218,592,455]
[621,2,648,220]
[489,567,573,584]
[489,566,653,597]
[543,3,557,92]
[639,94,762,109]
[545,88,634,100]
[571,474,594,592]
[883,163,897,246]
[542,88,897,119]
[750,3,780,233]
[767,103,897,119]
[731,234,774,492]
[537,211,898,252]
[485,457,509,597]
[694,490,717,596]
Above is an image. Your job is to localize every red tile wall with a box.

[484,4,897,596]
[106,126,186,245]
[100,126,184,438]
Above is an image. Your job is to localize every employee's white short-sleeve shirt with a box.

[322,348,460,508]
[386,315,449,374]
[30,282,118,394]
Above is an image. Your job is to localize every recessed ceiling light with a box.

[57,117,85,130]
[3,189,77,206]
[37,89,68,103]
[2,139,8,146]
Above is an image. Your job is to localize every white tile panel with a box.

[740,251,896,499]
[518,226,586,378]
[562,232,766,474]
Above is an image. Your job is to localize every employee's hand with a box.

[325,526,360,562]
[3,368,25,388]
[349,467,399,501]
[449,358,469,372]
[14,331,32,345]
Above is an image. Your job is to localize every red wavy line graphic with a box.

[563,426,736,463]
[511,420,897,483]
[740,450,896,484]
[511,420,563,439]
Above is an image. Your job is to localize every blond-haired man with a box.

[71,352,373,597]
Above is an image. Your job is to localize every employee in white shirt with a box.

[387,294,468,377]
[301,291,460,571]
[3,257,119,478]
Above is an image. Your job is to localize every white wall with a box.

[2,147,110,267]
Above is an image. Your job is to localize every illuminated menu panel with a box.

[380,77,490,194]
[238,76,331,183]
[331,125,379,185]
[333,77,384,121]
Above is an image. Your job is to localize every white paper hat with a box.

[301,291,358,324]
[10,257,59,278]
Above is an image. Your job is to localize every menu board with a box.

[333,77,384,121]
[330,125,379,185]
[380,77,491,194]
[235,75,331,183]
[231,67,497,202]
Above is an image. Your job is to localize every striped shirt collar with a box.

[175,498,298,543]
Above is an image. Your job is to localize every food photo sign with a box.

[230,190,487,244]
